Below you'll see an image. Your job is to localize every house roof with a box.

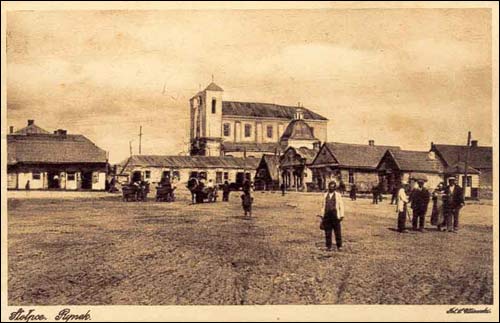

[259,154,280,181]
[222,142,282,153]
[319,142,401,168]
[222,101,327,121]
[8,133,107,165]
[384,149,445,173]
[432,144,492,169]
[14,123,51,135]
[281,146,319,167]
[280,119,318,141]
[445,162,481,175]
[119,155,260,170]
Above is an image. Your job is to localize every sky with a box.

[6,8,493,163]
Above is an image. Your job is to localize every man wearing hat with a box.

[445,177,464,232]
[410,178,431,232]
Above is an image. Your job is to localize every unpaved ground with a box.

[7,191,493,305]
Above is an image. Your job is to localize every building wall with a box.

[7,169,106,191]
[221,116,327,144]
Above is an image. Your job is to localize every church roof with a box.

[14,121,50,135]
[280,119,318,141]
[222,101,327,121]
[205,82,224,92]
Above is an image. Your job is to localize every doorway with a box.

[81,171,93,189]
[47,172,61,189]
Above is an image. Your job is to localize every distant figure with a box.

[222,181,230,202]
[396,182,409,233]
[53,174,60,189]
[187,177,198,204]
[319,181,345,251]
[241,190,254,217]
[378,182,384,202]
[242,179,251,194]
[390,185,399,204]
[25,180,30,191]
[349,184,357,201]
[444,177,464,233]
[430,182,446,231]
[410,179,431,232]
[280,183,286,196]
[371,185,379,204]
[338,180,346,196]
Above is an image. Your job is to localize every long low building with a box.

[7,120,108,191]
[116,155,260,189]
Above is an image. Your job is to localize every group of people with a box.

[396,177,465,233]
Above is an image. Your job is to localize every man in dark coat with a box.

[371,185,379,204]
[410,179,431,232]
[349,184,357,201]
[320,181,345,251]
[445,177,465,232]
[222,181,230,202]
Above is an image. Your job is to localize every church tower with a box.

[189,81,224,156]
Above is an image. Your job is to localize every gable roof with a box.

[314,142,400,169]
[14,123,50,135]
[382,149,445,173]
[445,162,481,175]
[280,119,318,141]
[8,133,107,165]
[432,144,492,169]
[222,101,327,121]
[258,154,280,181]
[119,155,260,170]
[281,146,319,167]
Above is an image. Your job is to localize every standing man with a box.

[396,181,409,233]
[320,181,345,251]
[349,183,357,201]
[222,181,230,202]
[372,185,379,204]
[280,182,286,196]
[410,179,431,232]
[445,177,465,233]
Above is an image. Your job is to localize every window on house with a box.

[212,98,216,114]
[216,172,223,184]
[266,125,273,138]
[349,170,354,184]
[224,172,229,181]
[244,124,252,138]
[223,123,231,137]
[67,172,76,181]
[173,171,180,180]
[466,176,472,187]
[145,171,151,180]
[32,172,41,180]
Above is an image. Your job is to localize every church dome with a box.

[280,119,318,141]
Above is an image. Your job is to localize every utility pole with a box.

[463,131,471,199]
[139,126,143,155]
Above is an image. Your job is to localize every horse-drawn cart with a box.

[156,186,176,202]
[122,183,149,202]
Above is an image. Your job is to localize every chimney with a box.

[368,140,375,146]
[27,119,34,126]
[9,126,14,134]
[471,140,478,148]
[294,108,304,120]
[54,129,67,136]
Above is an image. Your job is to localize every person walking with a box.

[372,185,379,204]
[241,190,254,217]
[280,183,286,196]
[444,177,465,233]
[396,181,409,233]
[410,179,431,232]
[391,185,399,205]
[319,181,345,251]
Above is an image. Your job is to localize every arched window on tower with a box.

[212,98,216,114]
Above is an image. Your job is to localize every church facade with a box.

[189,82,328,159]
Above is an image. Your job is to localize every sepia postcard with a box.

[1,1,498,322]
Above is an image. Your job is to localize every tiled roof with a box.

[280,119,318,141]
[222,101,327,120]
[222,142,282,153]
[432,144,492,169]
[386,149,445,173]
[8,133,107,165]
[120,155,260,170]
[323,142,401,168]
